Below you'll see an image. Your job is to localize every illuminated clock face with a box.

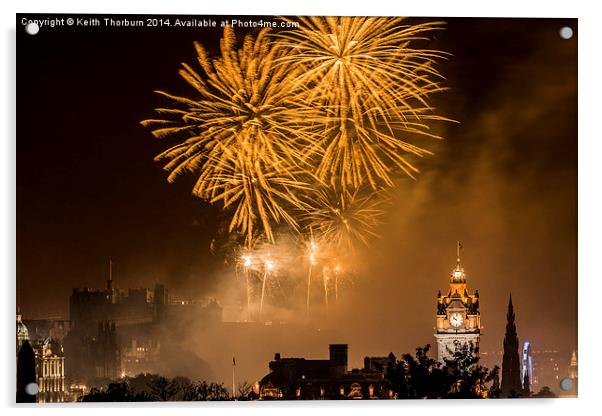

[450,313,464,328]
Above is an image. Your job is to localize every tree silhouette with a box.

[193,381,230,401]
[384,344,500,399]
[532,386,556,398]
[236,381,258,401]
[80,374,230,402]
[443,344,500,398]
[147,375,171,401]
[81,382,143,402]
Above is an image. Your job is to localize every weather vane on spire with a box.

[451,241,466,283]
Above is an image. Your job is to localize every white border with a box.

[2,1,600,415]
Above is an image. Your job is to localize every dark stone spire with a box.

[501,294,522,397]
[17,340,37,403]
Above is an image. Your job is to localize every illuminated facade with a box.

[16,313,67,402]
[434,244,481,362]
[568,350,577,380]
[35,338,66,403]
[521,341,533,393]
[121,335,160,377]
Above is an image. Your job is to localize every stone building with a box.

[258,344,394,400]
[63,320,121,385]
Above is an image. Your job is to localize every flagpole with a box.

[232,356,236,401]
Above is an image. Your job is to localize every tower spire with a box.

[501,293,522,397]
[450,241,466,283]
[457,240,463,264]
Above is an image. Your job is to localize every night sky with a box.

[17,15,577,380]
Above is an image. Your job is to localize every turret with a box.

[329,344,348,378]
[16,313,29,353]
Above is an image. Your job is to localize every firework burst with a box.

[301,187,386,311]
[277,17,450,190]
[141,26,316,245]
[142,20,452,313]
[302,185,389,254]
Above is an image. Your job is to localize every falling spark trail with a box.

[334,270,339,303]
[323,266,330,311]
[242,255,253,321]
[306,264,313,316]
[306,240,318,316]
[259,259,274,319]
[245,268,251,321]
[259,268,268,319]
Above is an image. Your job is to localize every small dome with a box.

[16,314,29,341]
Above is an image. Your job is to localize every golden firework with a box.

[277,17,450,190]
[141,27,315,245]
[302,185,388,253]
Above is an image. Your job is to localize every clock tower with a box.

[434,242,481,362]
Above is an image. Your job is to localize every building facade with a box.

[434,244,481,362]
[35,337,66,403]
